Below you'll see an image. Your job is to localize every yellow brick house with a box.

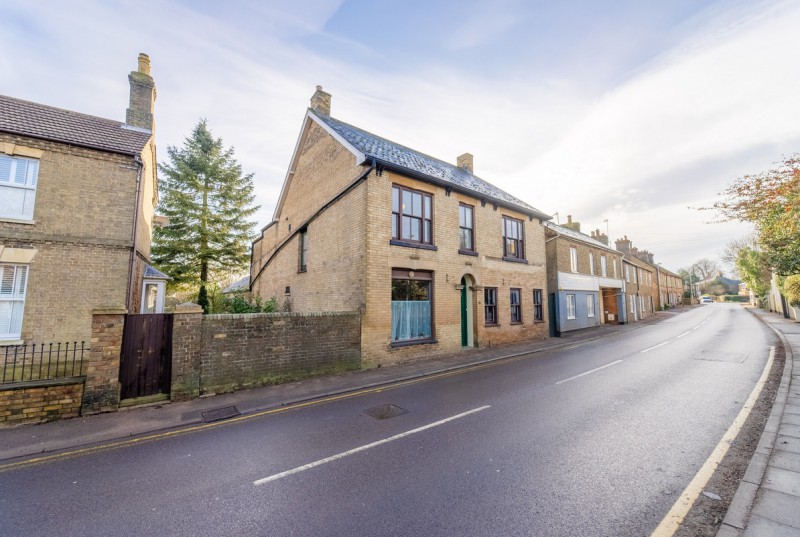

[0,54,160,346]
[251,87,552,366]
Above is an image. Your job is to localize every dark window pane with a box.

[424,220,431,243]
[392,186,399,213]
[410,218,421,241]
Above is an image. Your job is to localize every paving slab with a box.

[762,463,800,497]
[751,489,800,529]
[743,515,800,537]
[775,435,800,455]
[769,450,800,474]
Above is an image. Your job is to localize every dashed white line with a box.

[675,331,691,339]
[555,360,623,385]
[253,405,491,486]
[641,341,669,353]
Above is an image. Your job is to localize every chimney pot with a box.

[138,53,151,75]
[457,153,473,173]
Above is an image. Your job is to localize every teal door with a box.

[460,277,468,346]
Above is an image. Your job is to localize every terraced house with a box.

[616,237,657,322]
[544,217,624,334]
[251,87,552,366]
[0,54,160,345]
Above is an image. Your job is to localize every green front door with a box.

[460,277,468,346]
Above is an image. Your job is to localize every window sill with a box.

[510,321,524,326]
[484,323,500,328]
[567,317,577,320]
[458,249,478,257]
[0,217,35,225]
[533,320,545,323]
[0,339,24,346]
[297,269,307,274]
[502,256,528,264]
[390,337,438,348]
[390,240,437,251]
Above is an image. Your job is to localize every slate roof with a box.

[314,112,550,220]
[544,221,616,252]
[0,95,151,156]
[223,275,250,294]
[144,264,171,280]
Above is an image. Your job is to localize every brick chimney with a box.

[457,153,473,173]
[125,53,156,131]
[310,85,331,116]
[590,229,609,245]
[615,236,632,255]
[562,215,581,233]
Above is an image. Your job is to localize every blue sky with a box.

[2,0,799,272]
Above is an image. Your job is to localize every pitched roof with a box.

[144,264,171,280]
[313,112,550,220]
[544,221,617,252]
[223,275,250,294]
[0,95,151,156]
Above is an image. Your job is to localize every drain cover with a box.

[363,404,409,420]
[201,406,240,423]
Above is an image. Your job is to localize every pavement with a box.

[2,305,798,536]
[717,308,800,537]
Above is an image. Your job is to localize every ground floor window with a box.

[566,294,576,319]
[0,264,28,340]
[510,288,522,323]
[587,294,595,317]
[533,289,543,321]
[484,287,498,325]
[391,270,432,342]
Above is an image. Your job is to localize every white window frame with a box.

[0,154,39,221]
[613,259,618,279]
[625,265,630,282]
[601,255,607,277]
[589,252,595,275]
[570,247,578,273]
[587,294,595,317]
[0,264,28,340]
[140,279,166,314]
[566,294,576,319]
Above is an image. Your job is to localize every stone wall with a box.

[171,310,361,399]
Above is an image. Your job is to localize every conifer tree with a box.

[152,120,259,312]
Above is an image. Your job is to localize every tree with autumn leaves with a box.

[714,154,800,303]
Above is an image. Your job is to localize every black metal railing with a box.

[1,342,86,385]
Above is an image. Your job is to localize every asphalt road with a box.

[0,304,775,537]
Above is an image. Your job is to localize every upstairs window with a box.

[458,204,475,252]
[503,217,525,260]
[298,229,308,272]
[601,255,608,277]
[0,264,28,340]
[570,247,578,272]
[392,185,433,245]
[589,252,595,275]
[0,155,39,221]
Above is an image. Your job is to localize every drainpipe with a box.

[126,155,145,313]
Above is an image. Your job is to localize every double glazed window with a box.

[459,204,474,252]
[566,294,576,319]
[570,247,578,272]
[0,155,39,221]
[503,217,525,260]
[0,264,28,340]
[601,255,608,277]
[392,185,432,245]
[391,270,432,342]
[589,252,595,275]
[510,288,522,323]
[587,295,595,317]
[484,287,498,325]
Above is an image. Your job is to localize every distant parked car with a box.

[701,297,714,303]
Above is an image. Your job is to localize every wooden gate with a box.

[119,314,173,400]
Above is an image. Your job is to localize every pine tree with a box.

[152,120,259,311]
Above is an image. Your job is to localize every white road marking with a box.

[641,342,669,353]
[253,405,491,486]
[555,360,623,385]
[675,331,691,339]
[650,346,775,536]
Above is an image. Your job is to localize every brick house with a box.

[0,54,159,345]
[251,87,552,366]
[616,237,657,322]
[544,216,624,334]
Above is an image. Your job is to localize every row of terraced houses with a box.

[1,57,684,379]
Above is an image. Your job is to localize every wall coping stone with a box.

[175,302,204,314]
[92,307,128,315]
[205,311,360,320]
[0,377,85,391]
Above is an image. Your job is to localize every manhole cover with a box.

[363,404,409,420]
[201,406,241,423]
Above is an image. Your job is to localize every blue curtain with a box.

[392,300,431,340]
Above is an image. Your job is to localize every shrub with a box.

[784,274,800,306]
[220,294,279,313]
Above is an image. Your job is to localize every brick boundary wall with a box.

[0,379,83,427]
[171,309,361,399]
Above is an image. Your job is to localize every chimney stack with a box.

[310,85,331,116]
[590,228,609,246]
[126,53,156,131]
[615,235,632,255]
[562,214,581,233]
[457,153,473,173]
